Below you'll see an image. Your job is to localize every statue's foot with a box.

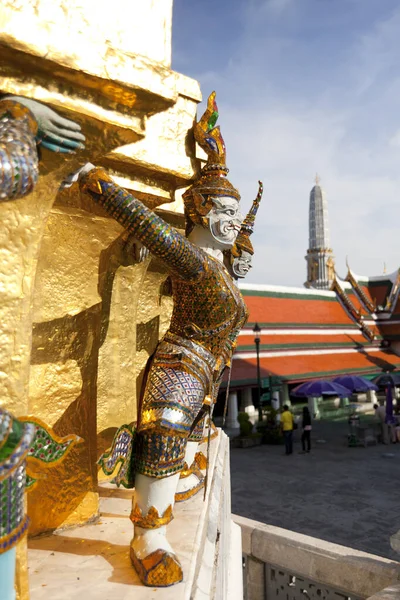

[175,465,204,502]
[130,547,183,587]
[130,527,183,587]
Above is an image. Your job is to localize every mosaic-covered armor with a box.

[81,166,248,477]
[0,410,35,554]
[0,100,39,201]
[85,91,257,587]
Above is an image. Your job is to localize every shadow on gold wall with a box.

[28,217,150,534]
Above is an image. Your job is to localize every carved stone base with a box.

[28,429,242,599]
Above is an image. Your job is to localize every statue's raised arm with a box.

[79,166,206,281]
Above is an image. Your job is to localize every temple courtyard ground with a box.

[230,419,400,560]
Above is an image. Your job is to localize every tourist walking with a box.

[301,406,312,453]
[281,405,294,455]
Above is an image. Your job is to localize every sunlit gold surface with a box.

[0,169,76,415]
[0,1,174,72]
[15,535,29,600]
[97,257,147,431]
[195,451,208,470]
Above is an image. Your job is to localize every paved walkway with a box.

[230,420,400,560]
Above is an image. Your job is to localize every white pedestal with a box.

[280,383,291,407]
[240,387,254,412]
[226,391,239,430]
[240,388,257,425]
[28,431,240,600]
[308,396,321,419]
[271,391,280,411]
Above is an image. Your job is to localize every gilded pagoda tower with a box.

[305,175,335,289]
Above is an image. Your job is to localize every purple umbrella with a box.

[372,373,400,388]
[333,376,378,393]
[291,379,352,398]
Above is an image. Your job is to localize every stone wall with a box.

[235,514,400,600]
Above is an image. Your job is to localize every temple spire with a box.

[304,174,335,289]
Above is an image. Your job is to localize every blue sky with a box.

[172,0,400,286]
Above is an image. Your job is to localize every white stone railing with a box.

[234,515,400,600]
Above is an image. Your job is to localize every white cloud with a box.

[389,130,400,147]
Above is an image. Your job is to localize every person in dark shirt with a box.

[301,406,312,453]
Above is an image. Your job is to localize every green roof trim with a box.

[281,364,400,381]
[237,341,381,351]
[244,322,359,329]
[226,363,400,386]
[241,289,338,301]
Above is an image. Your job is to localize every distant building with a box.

[223,176,400,414]
[305,175,335,289]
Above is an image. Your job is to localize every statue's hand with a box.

[60,163,95,189]
[137,243,150,263]
[5,96,85,154]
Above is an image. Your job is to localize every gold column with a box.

[0,0,202,545]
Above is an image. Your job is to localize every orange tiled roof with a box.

[229,348,400,386]
[242,289,355,326]
[230,284,400,387]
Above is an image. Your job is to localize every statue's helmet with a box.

[183,92,240,230]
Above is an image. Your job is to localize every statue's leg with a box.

[175,414,219,501]
[130,471,182,586]
[175,416,206,502]
[130,364,204,586]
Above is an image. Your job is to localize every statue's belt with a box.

[155,333,221,436]
[163,332,217,370]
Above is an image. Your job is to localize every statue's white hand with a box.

[5,96,85,153]
[137,244,150,262]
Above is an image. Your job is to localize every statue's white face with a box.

[207,196,243,247]
[232,250,253,278]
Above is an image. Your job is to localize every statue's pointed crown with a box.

[194,91,227,172]
[232,181,263,256]
[183,92,240,227]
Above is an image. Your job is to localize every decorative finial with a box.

[383,262,387,274]
[194,91,227,172]
[315,173,320,185]
[346,255,350,271]
[232,181,264,256]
